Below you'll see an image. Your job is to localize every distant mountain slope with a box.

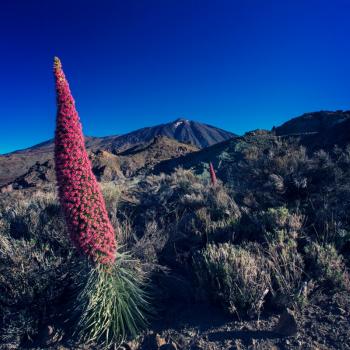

[0,136,198,190]
[118,135,198,177]
[95,118,236,151]
[155,110,350,177]
[153,132,252,177]
[303,117,350,150]
[4,118,234,155]
[275,110,350,151]
[275,110,350,136]
[0,119,234,187]
[3,110,350,190]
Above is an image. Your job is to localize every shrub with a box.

[138,168,240,234]
[262,206,304,241]
[129,168,241,278]
[266,233,305,308]
[193,243,271,316]
[305,242,350,291]
[100,181,122,214]
[0,192,82,346]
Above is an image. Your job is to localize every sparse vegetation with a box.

[1,114,350,349]
[267,236,305,308]
[193,243,271,317]
[305,242,350,291]
[0,191,82,348]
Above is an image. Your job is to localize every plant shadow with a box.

[207,329,281,342]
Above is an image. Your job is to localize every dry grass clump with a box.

[305,242,350,291]
[266,235,305,308]
[0,190,82,346]
[270,143,309,180]
[142,168,238,214]
[131,219,168,264]
[261,206,304,241]
[0,190,66,243]
[258,207,306,307]
[100,181,122,213]
[193,243,271,317]
[193,203,308,315]
[137,168,240,239]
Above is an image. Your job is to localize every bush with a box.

[144,168,239,233]
[262,206,304,241]
[266,231,305,308]
[193,243,271,316]
[139,168,240,225]
[100,181,122,214]
[305,242,350,291]
[0,192,82,346]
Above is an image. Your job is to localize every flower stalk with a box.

[54,57,116,265]
[209,162,217,186]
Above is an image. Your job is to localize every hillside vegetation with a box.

[0,114,350,349]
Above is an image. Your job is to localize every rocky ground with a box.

[7,290,348,350]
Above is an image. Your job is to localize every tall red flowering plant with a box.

[53,58,148,346]
[54,57,116,265]
[209,162,217,186]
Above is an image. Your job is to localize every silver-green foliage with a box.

[193,243,271,316]
[76,250,150,348]
[305,242,350,291]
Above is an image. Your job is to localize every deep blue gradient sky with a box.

[1,0,350,154]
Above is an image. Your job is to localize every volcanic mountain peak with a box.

[110,117,236,150]
[172,118,189,128]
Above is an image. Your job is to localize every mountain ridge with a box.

[0,117,229,187]
[1,118,235,156]
[2,110,350,190]
[275,110,350,136]
[0,136,199,191]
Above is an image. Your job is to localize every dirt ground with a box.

[6,290,348,350]
[138,290,350,350]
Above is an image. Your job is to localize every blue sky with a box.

[0,0,350,154]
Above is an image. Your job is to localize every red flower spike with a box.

[209,162,217,186]
[53,57,116,265]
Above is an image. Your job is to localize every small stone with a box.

[38,325,63,346]
[190,339,205,350]
[338,307,346,315]
[140,332,158,350]
[139,332,167,350]
[156,334,167,348]
[121,340,139,350]
[160,343,178,350]
[0,184,13,193]
[273,308,298,337]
